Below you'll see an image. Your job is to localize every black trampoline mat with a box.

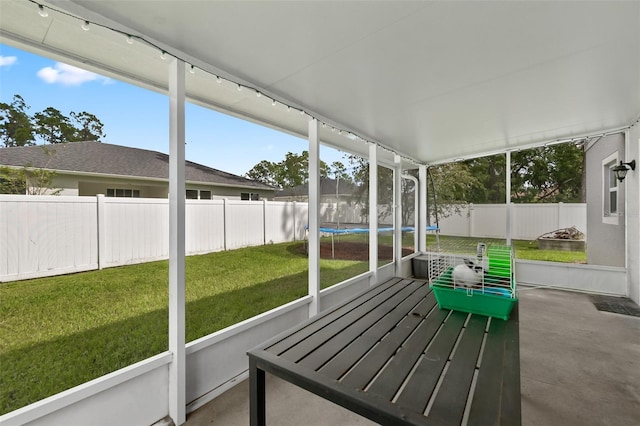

[589,294,640,317]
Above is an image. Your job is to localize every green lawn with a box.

[0,241,367,415]
[425,234,587,263]
[0,235,584,414]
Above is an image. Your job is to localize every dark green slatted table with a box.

[248,278,520,426]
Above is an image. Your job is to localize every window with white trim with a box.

[602,153,619,225]
[241,192,260,201]
[106,188,140,197]
[186,189,213,200]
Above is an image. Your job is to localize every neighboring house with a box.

[584,133,626,267]
[0,141,275,200]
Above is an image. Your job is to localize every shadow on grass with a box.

[285,240,409,261]
[0,264,368,415]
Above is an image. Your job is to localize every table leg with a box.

[250,357,266,426]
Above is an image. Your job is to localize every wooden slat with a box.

[266,278,401,355]
[273,279,409,360]
[340,301,449,392]
[425,314,488,425]
[251,350,430,426]
[319,289,436,380]
[295,280,425,370]
[467,318,507,426]
[500,304,521,424]
[367,310,468,401]
[248,278,521,426]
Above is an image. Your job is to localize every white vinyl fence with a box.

[436,202,587,241]
[0,195,586,282]
[0,195,310,282]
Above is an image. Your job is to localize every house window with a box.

[186,189,212,199]
[241,192,260,201]
[107,188,140,197]
[602,153,619,225]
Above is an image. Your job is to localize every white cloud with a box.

[37,62,110,86]
[0,56,17,67]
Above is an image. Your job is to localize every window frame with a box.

[602,152,619,225]
[106,188,140,198]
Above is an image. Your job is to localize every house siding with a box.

[585,133,626,267]
[40,174,275,200]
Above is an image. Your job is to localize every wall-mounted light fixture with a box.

[612,159,636,182]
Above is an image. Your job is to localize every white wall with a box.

[516,260,627,296]
[625,126,639,303]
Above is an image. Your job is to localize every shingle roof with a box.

[0,141,273,190]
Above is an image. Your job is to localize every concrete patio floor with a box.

[185,286,640,426]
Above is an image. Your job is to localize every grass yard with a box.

[425,234,587,263]
[0,234,585,415]
[0,241,367,415]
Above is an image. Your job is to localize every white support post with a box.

[168,58,186,426]
[308,118,320,316]
[401,173,419,254]
[506,151,512,246]
[419,165,427,253]
[368,143,378,286]
[394,155,403,277]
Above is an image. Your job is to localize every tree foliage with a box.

[34,107,76,144]
[429,142,585,206]
[245,151,332,189]
[511,143,584,203]
[427,162,482,218]
[0,95,105,147]
[0,95,35,147]
[464,155,506,204]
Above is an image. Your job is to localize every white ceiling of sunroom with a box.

[1,0,639,166]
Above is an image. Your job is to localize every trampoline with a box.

[305,225,440,259]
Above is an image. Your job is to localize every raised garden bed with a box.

[537,238,585,252]
[537,226,585,252]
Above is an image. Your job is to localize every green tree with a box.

[4,96,107,145]
[427,162,482,219]
[464,155,506,204]
[33,107,76,144]
[329,161,353,184]
[245,151,331,189]
[0,95,35,147]
[0,166,27,194]
[511,143,584,203]
[70,111,106,141]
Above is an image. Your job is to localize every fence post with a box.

[468,203,474,237]
[293,201,297,241]
[558,202,564,229]
[223,198,228,251]
[263,199,267,245]
[97,194,106,270]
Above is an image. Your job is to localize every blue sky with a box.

[0,43,346,177]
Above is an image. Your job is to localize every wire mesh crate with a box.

[427,243,517,320]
